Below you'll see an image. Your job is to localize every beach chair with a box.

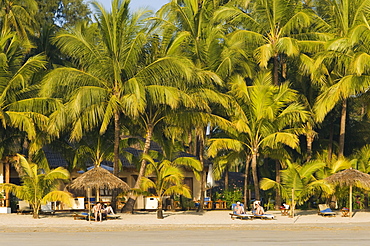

[203,197,213,209]
[318,204,336,217]
[73,212,94,220]
[106,214,121,220]
[229,203,254,220]
[17,200,32,214]
[251,210,275,220]
[41,203,55,215]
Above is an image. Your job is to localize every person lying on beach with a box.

[253,200,265,215]
[103,203,115,215]
[234,201,245,214]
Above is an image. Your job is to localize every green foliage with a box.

[140,155,197,215]
[260,159,333,206]
[0,154,72,218]
[213,188,243,209]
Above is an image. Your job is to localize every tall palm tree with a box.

[313,0,370,157]
[0,31,60,157]
[214,0,321,85]
[156,0,246,212]
[0,0,38,44]
[0,154,72,218]
[208,72,309,200]
[40,0,193,176]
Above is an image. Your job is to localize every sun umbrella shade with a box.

[69,166,130,191]
[325,168,370,217]
[325,169,370,189]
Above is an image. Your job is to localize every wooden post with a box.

[349,185,353,217]
[5,162,9,207]
[88,187,91,223]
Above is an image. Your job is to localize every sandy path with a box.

[1,210,370,245]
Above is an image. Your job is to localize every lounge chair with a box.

[73,212,93,220]
[41,204,55,215]
[229,203,254,220]
[106,214,121,220]
[252,210,275,220]
[17,200,32,214]
[318,204,336,217]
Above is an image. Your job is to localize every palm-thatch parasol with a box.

[70,166,129,193]
[325,168,370,217]
[69,167,129,217]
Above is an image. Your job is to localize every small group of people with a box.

[92,202,115,222]
[233,200,265,215]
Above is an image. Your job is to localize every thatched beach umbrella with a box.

[70,166,129,191]
[69,166,129,220]
[325,168,370,217]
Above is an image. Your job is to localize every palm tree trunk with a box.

[306,133,314,162]
[328,126,334,162]
[5,162,9,207]
[198,136,206,213]
[338,99,347,157]
[251,152,260,200]
[122,124,154,213]
[113,111,120,177]
[157,198,164,219]
[243,156,251,210]
[225,167,229,191]
[111,111,120,208]
[32,204,40,219]
[275,160,281,210]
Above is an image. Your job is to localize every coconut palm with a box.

[260,159,333,216]
[208,72,309,200]
[156,0,244,212]
[140,154,201,219]
[0,154,72,218]
[0,30,62,158]
[40,0,195,178]
[0,0,38,45]
[312,0,370,157]
[351,145,370,173]
[214,0,322,85]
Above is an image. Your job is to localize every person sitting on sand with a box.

[234,201,245,214]
[253,200,265,215]
[104,203,115,215]
[92,202,103,222]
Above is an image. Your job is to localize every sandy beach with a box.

[1,209,370,232]
[1,210,370,245]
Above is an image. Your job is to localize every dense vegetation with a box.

[2,0,370,211]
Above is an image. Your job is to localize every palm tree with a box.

[156,0,243,212]
[260,159,333,217]
[0,0,38,45]
[214,0,321,85]
[40,0,194,177]
[313,0,370,157]
[140,154,201,219]
[208,72,309,200]
[0,154,72,218]
[0,31,61,157]
[214,0,323,207]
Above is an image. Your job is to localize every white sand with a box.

[1,209,370,232]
